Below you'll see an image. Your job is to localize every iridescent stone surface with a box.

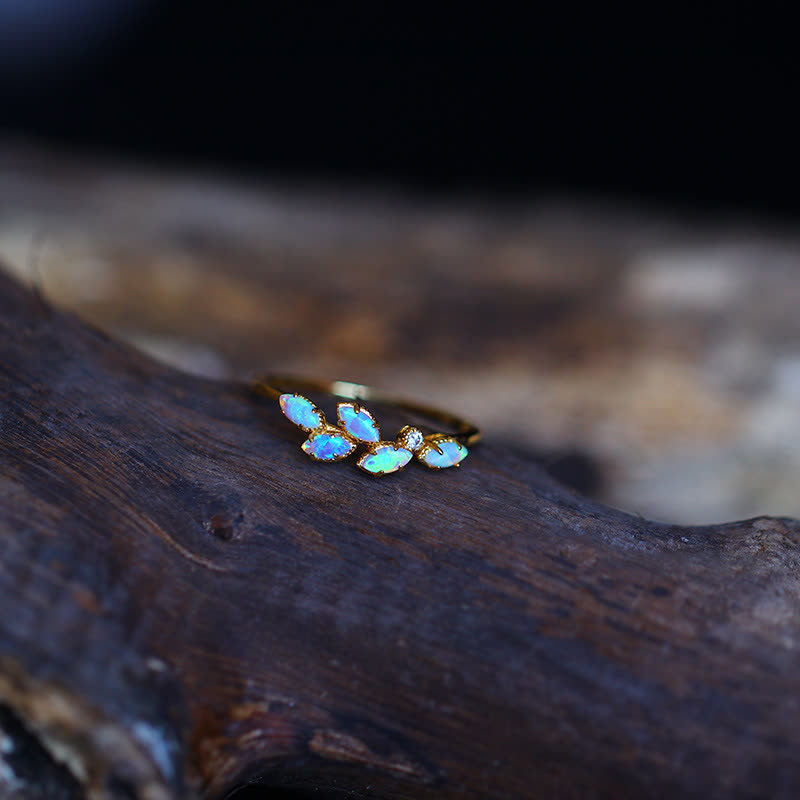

[301,431,356,461]
[280,393,322,430]
[418,438,468,469]
[337,403,380,442]
[358,444,413,475]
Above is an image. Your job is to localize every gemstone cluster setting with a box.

[278,393,469,476]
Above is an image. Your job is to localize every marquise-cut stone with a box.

[280,393,322,430]
[338,403,380,442]
[358,444,413,475]
[301,432,356,461]
[418,439,468,469]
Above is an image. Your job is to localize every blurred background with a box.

[1,1,799,524]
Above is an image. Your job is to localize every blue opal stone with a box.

[418,438,468,469]
[280,393,322,430]
[358,444,413,475]
[337,403,380,442]
[301,432,356,461]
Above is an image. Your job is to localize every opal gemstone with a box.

[301,432,356,461]
[338,403,380,442]
[358,444,413,475]
[280,393,322,430]
[418,438,468,469]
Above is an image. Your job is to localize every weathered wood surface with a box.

[2,268,800,800]
[4,144,800,526]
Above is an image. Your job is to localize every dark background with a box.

[0,1,798,218]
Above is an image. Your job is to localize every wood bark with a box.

[5,141,800,526]
[2,269,800,800]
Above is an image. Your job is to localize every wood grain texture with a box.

[2,268,800,800]
[5,143,800,527]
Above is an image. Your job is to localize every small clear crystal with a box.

[402,427,424,451]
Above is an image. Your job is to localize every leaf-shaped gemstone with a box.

[301,431,356,461]
[280,393,323,431]
[337,402,380,442]
[417,438,468,469]
[357,444,413,475]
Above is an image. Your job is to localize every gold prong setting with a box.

[337,402,381,442]
[397,425,425,452]
[279,393,325,431]
[416,434,468,470]
[300,424,358,461]
[357,442,413,475]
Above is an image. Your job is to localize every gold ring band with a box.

[251,374,481,476]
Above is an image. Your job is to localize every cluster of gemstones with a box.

[279,394,468,476]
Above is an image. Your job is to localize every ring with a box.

[251,375,481,476]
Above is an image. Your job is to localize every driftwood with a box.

[2,267,800,800]
[5,142,800,527]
